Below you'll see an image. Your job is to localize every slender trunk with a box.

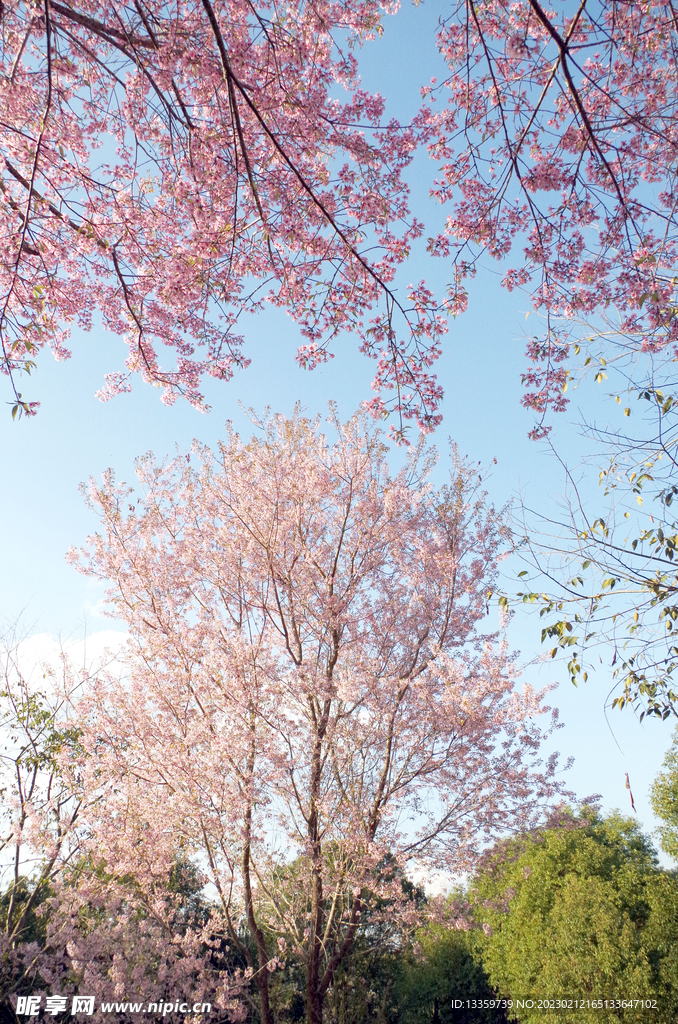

[242,715,272,1024]
[305,690,400,1023]
[305,789,324,1023]
[242,832,272,1024]
[306,697,328,1024]
[306,986,324,1024]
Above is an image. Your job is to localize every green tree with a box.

[471,809,678,1023]
[651,729,678,861]
[397,921,507,1024]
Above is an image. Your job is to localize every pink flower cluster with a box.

[419,0,678,428]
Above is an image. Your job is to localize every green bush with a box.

[470,810,678,1023]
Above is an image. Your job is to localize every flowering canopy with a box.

[0,0,444,429]
[420,0,678,434]
[2,0,676,434]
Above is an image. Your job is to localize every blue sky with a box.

[1,0,674,862]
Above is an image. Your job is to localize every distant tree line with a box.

[4,792,678,1024]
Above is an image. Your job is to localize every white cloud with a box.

[2,628,128,692]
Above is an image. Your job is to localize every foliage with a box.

[0,626,84,1010]
[0,877,50,950]
[508,363,678,718]
[471,809,678,1023]
[64,408,563,1024]
[434,0,678,712]
[397,921,506,1024]
[651,727,678,861]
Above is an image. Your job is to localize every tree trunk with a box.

[306,984,324,1024]
[305,788,325,1024]
[305,694,330,1024]
[242,723,273,1024]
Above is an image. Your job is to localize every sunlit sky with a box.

[1,0,673,865]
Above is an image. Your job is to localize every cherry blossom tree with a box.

[0,627,245,1021]
[68,409,564,1024]
[0,0,445,432]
